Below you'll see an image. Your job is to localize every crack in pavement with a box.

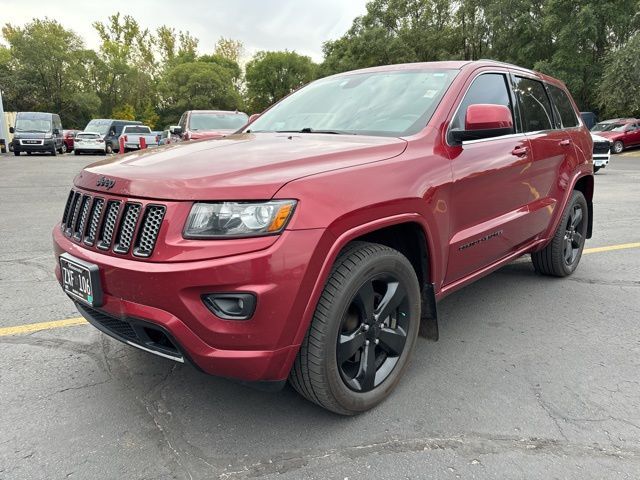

[216,432,640,479]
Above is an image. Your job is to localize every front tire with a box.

[74,149,80,155]
[593,166,601,173]
[289,242,421,415]
[612,141,624,154]
[532,191,588,277]
[60,144,67,154]
[14,150,20,156]
[105,143,113,154]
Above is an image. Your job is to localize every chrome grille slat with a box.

[134,205,166,257]
[73,195,91,241]
[84,198,104,246]
[97,201,121,250]
[113,203,142,254]
[65,192,82,236]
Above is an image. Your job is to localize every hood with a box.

[13,131,48,140]
[189,129,235,140]
[590,133,611,143]
[74,132,407,200]
[593,130,622,140]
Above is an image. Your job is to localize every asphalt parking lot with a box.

[1,150,639,479]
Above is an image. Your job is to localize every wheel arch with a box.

[573,174,594,239]
[290,214,440,353]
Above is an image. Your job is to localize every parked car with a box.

[74,131,106,155]
[175,110,249,140]
[158,127,181,146]
[118,125,159,152]
[54,60,594,415]
[10,112,64,156]
[63,129,80,153]
[580,112,597,130]
[83,119,142,154]
[591,118,640,153]
[590,133,610,173]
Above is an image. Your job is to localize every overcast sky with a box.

[0,0,370,62]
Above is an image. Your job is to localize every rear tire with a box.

[105,143,113,154]
[61,144,67,154]
[51,146,57,156]
[593,166,601,173]
[612,141,624,154]
[532,191,588,277]
[289,242,421,415]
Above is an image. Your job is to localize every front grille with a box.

[593,142,610,155]
[61,189,165,258]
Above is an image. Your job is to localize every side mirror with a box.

[109,129,116,136]
[450,104,514,144]
[9,126,14,134]
[248,113,261,124]
[170,126,182,135]
[53,128,60,135]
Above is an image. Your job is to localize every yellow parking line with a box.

[0,317,87,337]
[583,242,640,255]
[1,241,640,337]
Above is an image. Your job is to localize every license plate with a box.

[24,140,38,144]
[59,253,103,306]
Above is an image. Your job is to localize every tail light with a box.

[155,135,160,143]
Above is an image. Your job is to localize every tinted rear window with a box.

[124,126,151,134]
[547,85,579,128]
[77,133,100,139]
[513,77,554,132]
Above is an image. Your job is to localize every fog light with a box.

[202,293,256,320]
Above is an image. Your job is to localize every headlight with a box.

[183,200,297,238]
[44,133,52,139]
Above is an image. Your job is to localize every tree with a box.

[1,18,98,127]
[92,13,157,117]
[597,33,640,117]
[214,37,244,63]
[245,51,317,112]
[156,26,198,64]
[158,61,242,124]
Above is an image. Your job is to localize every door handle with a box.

[559,139,572,146]
[511,146,529,157]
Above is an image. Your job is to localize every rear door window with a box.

[513,77,554,132]
[547,85,579,129]
[451,73,513,131]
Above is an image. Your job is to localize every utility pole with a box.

[0,88,7,153]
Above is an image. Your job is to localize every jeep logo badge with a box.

[96,176,115,190]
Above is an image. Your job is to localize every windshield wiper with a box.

[275,127,355,135]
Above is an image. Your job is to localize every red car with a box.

[591,118,640,154]
[175,110,249,141]
[53,61,593,414]
[63,129,80,153]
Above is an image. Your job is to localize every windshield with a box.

[84,120,112,136]
[189,113,249,131]
[592,122,626,132]
[247,69,458,137]
[15,115,52,133]
[124,126,151,134]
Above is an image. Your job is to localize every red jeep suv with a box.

[54,61,594,414]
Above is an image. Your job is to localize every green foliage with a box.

[245,51,317,112]
[214,37,244,64]
[321,0,640,114]
[158,61,242,124]
[112,103,136,120]
[597,33,640,117]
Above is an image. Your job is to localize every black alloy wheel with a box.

[289,242,421,415]
[337,274,410,392]
[563,203,585,267]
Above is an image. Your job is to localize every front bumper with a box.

[53,226,326,382]
[13,139,54,152]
